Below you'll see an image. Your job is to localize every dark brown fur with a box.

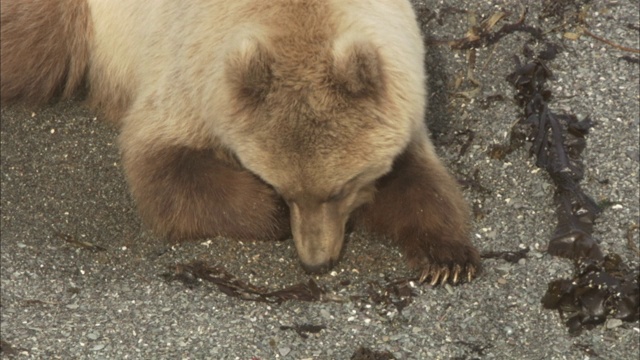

[0,0,91,104]
[353,145,481,274]
[122,144,290,242]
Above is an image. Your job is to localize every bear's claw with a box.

[418,263,477,286]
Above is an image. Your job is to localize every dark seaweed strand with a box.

[506,42,602,262]
[507,43,639,334]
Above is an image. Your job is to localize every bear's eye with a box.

[325,183,357,202]
[325,173,365,203]
[326,188,346,203]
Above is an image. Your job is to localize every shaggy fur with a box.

[1,0,91,103]
[0,0,480,281]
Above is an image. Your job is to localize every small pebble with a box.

[90,344,106,351]
[505,326,514,336]
[320,309,331,319]
[279,346,291,356]
[444,284,454,294]
[606,319,623,329]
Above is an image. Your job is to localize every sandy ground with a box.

[1,0,639,359]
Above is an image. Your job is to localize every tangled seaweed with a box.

[160,261,324,303]
[161,261,418,312]
[506,42,640,333]
[506,43,604,262]
[541,254,640,334]
[355,278,416,314]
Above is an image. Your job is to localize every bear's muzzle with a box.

[289,200,347,274]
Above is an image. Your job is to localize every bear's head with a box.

[218,33,418,273]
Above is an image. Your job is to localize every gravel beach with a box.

[1,0,638,359]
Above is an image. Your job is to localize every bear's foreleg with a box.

[353,140,480,285]
[121,141,290,242]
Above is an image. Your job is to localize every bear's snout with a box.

[289,200,347,273]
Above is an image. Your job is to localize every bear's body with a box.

[1,0,479,282]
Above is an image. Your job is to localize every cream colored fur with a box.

[86,0,427,152]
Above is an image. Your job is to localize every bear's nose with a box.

[300,258,335,274]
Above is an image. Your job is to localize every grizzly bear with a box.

[1,0,480,283]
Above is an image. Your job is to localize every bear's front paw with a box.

[405,239,480,286]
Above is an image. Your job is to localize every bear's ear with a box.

[225,39,274,107]
[331,40,384,99]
